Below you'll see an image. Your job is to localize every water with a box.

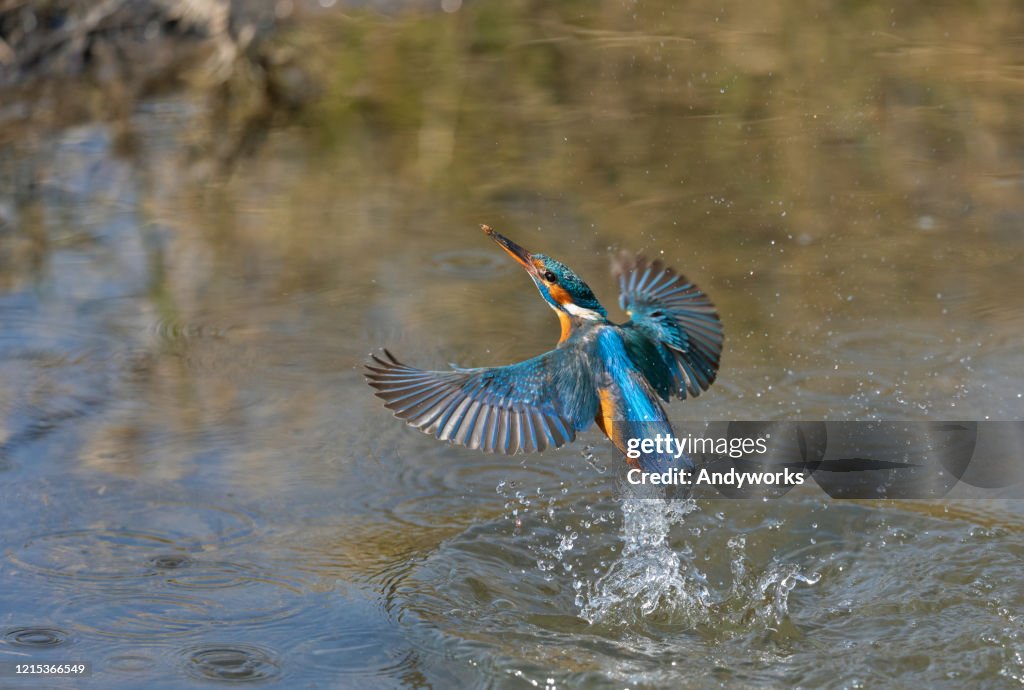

[1,1,1023,687]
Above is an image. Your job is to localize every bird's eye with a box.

[543,270,557,283]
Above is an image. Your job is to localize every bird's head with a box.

[483,225,607,321]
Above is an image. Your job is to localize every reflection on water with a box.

[1,1,1023,687]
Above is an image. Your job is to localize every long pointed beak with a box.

[482,224,536,273]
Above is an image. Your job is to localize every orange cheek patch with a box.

[548,284,572,305]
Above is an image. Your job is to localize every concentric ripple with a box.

[148,554,194,571]
[293,628,417,679]
[162,560,306,594]
[63,592,219,639]
[179,644,281,683]
[430,249,514,278]
[57,557,313,641]
[104,652,158,673]
[149,316,232,345]
[138,501,260,548]
[10,529,195,582]
[9,501,260,583]
[3,626,69,647]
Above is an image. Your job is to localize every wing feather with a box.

[366,347,597,454]
[613,251,724,401]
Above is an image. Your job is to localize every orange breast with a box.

[594,387,623,450]
[594,388,641,468]
[557,310,572,344]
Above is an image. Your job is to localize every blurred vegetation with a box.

[231,0,1024,351]
[0,0,306,157]
[4,0,1023,216]
[1,0,1022,450]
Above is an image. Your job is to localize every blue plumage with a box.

[366,226,723,470]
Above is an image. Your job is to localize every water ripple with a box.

[104,652,159,673]
[148,316,234,347]
[9,498,260,583]
[293,628,418,679]
[179,643,282,683]
[10,529,198,582]
[122,500,260,549]
[430,249,515,279]
[63,592,217,639]
[162,560,307,594]
[3,626,70,647]
[55,557,315,641]
[148,554,194,571]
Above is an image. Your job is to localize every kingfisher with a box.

[365,225,723,472]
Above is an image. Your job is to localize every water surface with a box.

[1,2,1023,687]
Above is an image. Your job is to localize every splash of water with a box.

[574,479,820,631]
[722,534,821,629]
[576,482,712,623]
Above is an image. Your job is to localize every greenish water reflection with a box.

[0,1,1022,688]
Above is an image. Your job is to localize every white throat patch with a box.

[562,302,604,320]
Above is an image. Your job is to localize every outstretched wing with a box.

[613,252,723,401]
[365,347,598,454]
